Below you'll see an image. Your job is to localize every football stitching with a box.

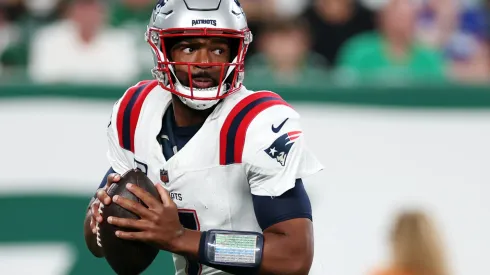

[96,203,104,247]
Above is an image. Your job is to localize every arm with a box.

[172,179,314,275]
[257,218,313,275]
[84,93,136,257]
[251,179,314,274]
[172,222,313,275]
[107,179,314,274]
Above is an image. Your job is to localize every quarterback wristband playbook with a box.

[199,230,264,268]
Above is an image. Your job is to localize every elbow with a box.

[289,232,314,275]
[287,252,313,275]
[278,242,312,275]
[262,218,314,275]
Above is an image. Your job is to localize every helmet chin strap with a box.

[174,83,222,110]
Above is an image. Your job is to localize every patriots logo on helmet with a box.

[156,0,168,7]
[264,131,302,166]
[154,0,170,21]
[231,0,244,15]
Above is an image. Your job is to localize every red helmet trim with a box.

[147,27,250,101]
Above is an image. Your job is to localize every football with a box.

[97,169,161,275]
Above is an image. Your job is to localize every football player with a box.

[83,0,323,274]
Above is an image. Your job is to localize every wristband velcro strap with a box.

[199,230,264,268]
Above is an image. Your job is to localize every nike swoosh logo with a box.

[272,118,289,133]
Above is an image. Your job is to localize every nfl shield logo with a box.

[160,169,169,184]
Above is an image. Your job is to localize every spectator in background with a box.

[443,1,490,83]
[109,0,156,79]
[270,0,310,19]
[337,0,445,83]
[412,0,490,84]
[302,0,375,67]
[244,17,328,87]
[1,0,80,80]
[24,0,64,22]
[28,0,139,84]
[239,0,277,57]
[416,0,458,50]
[110,0,153,28]
[370,210,450,275]
[0,1,28,75]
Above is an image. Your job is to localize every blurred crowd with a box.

[0,0,489,86]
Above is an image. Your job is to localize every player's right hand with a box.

[89,173,121,234]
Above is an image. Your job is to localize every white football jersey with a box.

[106,80,323,275]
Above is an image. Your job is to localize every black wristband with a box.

[198,229,264,268]
[197,230,263,275]
[198,231,209,265]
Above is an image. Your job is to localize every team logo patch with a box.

[264,131,302,166]
[160,169,169,184]
[192,19,217,26]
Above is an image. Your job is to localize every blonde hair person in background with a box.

[371,210,451,275]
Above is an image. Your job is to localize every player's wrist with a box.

[169,228,201,259]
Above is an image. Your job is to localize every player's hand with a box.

[107,183,185,252]
[89,173,121,234]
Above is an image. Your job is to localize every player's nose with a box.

[194,49,212,69]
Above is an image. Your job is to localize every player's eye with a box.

[212,48,225,55]
[182,47,195,54]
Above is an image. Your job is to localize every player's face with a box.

[170,37,232,89]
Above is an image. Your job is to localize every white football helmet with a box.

[146,0,253,110]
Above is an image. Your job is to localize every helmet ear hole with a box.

[160,37,181,84]
[229,38,240,63]
[162,37,181,62]
[223,38,241,85]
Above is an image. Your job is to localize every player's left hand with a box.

[107,183,185,252]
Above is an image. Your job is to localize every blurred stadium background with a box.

[0,0,489,274]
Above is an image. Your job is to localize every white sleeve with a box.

[106,99,135,175]
[242,105,323,196]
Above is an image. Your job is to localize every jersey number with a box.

[178,210,202,275]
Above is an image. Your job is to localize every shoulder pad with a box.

[219,90,293,165]
[115,80,159,153]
